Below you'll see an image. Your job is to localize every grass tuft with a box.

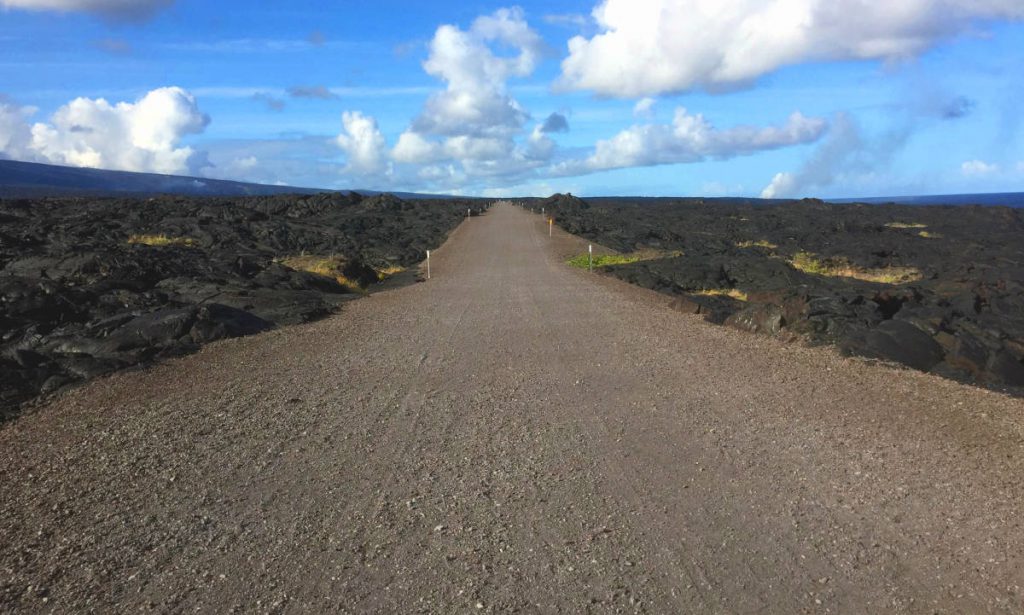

[790,251,921,284]
[127,234,196,247]
[884,222,927,229]
[278,255,366,294]
[918,231,943,239]
[567,249,682,269]
[694,288,749,301]
[375,265,405,281]
[735,240,778,250]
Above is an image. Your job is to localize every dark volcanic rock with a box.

[0,192,473,420]
[840,320,946,372]
[534,195,1024,394]
[726,304,786,336]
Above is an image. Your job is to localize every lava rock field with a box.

[538,193,1024,394]
[0,192,473,420]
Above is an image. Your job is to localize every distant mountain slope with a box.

[830,192,1024,207]
[0,160,328,197]
[0,159,452,200]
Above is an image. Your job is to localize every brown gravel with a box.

[2,202,1024,614]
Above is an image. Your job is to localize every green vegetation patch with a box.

[567,249,682,269]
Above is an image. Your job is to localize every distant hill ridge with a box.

[0,159,447,200]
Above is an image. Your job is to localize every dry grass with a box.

[375,265,405,281]
[790,251,921,284]
[736,240,778,250]
[918,231,943,239]
[694,288,749,301]
[278,255,365,293]
[567,249,682,269]
[127,234,196,247]
[885,222,928,229]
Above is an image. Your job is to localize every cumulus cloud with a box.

[760,113,912,198]
[961,159,999,176]
[336,111,388,176]
[410,7,542,139]
[378,7,558,187]
[0,98,36,159]
[559,0,1024,97]
[556,107,826,176]
[1,0,173,20]
[0,87,210,175]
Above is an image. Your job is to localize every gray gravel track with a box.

[2,202,1024,613]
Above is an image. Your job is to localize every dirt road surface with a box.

[3,203,1024,613]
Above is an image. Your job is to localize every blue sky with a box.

[1,0,1023,198]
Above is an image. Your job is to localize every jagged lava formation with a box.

[539,193,1024,393]
[0,192,477,419]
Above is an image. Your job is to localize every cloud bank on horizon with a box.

[0,0,1022,197]
[0,0,172,20]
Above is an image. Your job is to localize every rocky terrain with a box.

[537,194,1024,393]
[0,192,475,419]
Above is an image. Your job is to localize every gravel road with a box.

[3,202,1024,613]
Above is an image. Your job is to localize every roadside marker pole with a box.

[426,250,431,279]
[588,244,593,272]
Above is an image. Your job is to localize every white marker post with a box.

[588,244,593,272]
[467,208,471,218]
[426,250,431,280]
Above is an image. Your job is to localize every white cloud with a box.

[336,111,388,176]
[383,7,559,186]
[5,87,209,175]
[559,0,1024,97]
[758,113,911,199]
[1,0,173,20]
[633,97,656,118]
[556,107,826,175]
[411,7,542,138]
[0,99,35,159]
[392,131,442,165]
[760,172,796,199]
[961,159,999,176]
